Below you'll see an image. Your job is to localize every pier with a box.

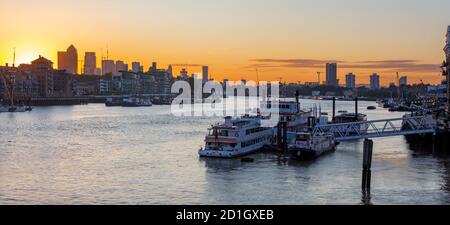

[311,115,437,141]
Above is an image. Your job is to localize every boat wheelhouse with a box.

[260,100,312,132]
[199,115,274,158]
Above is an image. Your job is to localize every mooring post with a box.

[277,122,282,150]
[362,139,373,190]
[283,122,288,152]
[362,139,373,204]
[332,97,336,122]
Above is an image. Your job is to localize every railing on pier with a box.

[312,115,437,141]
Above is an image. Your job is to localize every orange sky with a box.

[0,0,448,85]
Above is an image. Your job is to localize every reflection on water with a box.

[0,99,449,205]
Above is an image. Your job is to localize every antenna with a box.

[13,47,16,67]
[255,68,260,86]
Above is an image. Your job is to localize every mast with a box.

[13,47,16,68]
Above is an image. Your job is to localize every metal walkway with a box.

[312,115,437,141]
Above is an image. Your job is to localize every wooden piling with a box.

[277,122,282,150]
[282,122,288,152]
[361,139,373,204]
[362,139,373,190]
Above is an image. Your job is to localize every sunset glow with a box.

[1,0,449,84]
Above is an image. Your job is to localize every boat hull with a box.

[289,146,336,160]
[199,142,268,158]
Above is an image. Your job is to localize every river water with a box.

[1,99,450,205]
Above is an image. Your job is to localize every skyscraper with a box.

[102,60,115,75]
[57,45,78,74]
[150,62,157,72]
[370,73,380,90]
[326,63,338,86]
[84,52,96,75]
[180,68,188,79]
[115,60,125,75]
[345,73,356,89]
[399,76,408,86]
[202,66,209,83]
[132,62,141,73]
[167,65,173,77]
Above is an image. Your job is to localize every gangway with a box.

[312,115,436,141]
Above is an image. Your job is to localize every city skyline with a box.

[1,0,450,84]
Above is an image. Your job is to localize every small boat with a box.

[288,132,338,160]
[105,97,123,107]
[122,96,153,107]
[0,105,9,113]
[7,106,26,112]
[338,110,348,113]
[199,115,274,158]
[367,106,376,110]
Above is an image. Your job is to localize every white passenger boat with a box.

[260,100,312,131]
[288,132,337,160]
[199,115,274,158]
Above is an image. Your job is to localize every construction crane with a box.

[397,72,401,100]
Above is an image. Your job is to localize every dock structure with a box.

[311,115,436,142]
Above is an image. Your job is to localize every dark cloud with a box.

[171,64,203,67]
[247,58,440,72]
[249,59,342,68]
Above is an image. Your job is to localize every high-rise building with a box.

[84,52,96,75]
[132,62,141,73]
[345,73,356,89]
[115,60,125,75]
[123,64,129,72]
[57,45,78,74]
[399,76,408,86]
[95,68,102,76]
[150,62,157,72]
[370,73,380,90]
[102,60,115,75]
[167,65,173,77]
[180,68,188,79]
[326,63,338,86]
[202,66,209,83]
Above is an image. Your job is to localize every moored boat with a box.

[288,132,338,160]
[199,115,274,158]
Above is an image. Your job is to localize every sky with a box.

[1,0,449,85]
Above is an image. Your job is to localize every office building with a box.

[84,52,96,75]
[202,66,209,83]
[115,60,125,75]
[399,76,408,86]
[345,73,356,89]
[102,60,115,75]
[132,62,141,73]
[326,63,338,86]
[370,73,381,90]
[57,45,78,74]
